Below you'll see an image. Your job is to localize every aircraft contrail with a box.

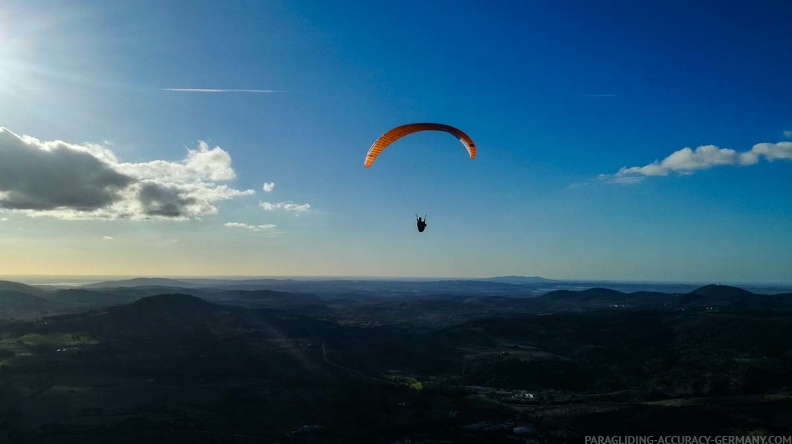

[162,88,281,93]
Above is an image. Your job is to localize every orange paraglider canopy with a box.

[364,123,476,168]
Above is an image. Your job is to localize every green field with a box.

[0,333,98,366]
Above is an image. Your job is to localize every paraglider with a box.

[416,215,427,233]
[365,123,476,233]
[363,123,476,168]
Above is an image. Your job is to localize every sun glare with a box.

[0,29,7,87]
[0,7,59,97]
[0,22,26,94]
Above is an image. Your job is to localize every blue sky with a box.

[1,0,791,282]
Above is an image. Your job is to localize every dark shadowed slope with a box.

[47,287,157,309]
[690,284,755,298]
[30,293,340,345]
[536,287,665,310]
[45,294,259,342]
[541,287,626,300]
[535,285,792,312]
[0,290,61,318]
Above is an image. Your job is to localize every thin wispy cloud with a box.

[224,222,279,234]
[102,236,114,240]
[784,130,792,138]
[259,201,312,213]
[600,140,792,184]
[162,88,281,93]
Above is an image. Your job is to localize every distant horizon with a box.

[3,274,792,288]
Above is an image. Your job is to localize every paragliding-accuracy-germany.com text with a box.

[585,436,792,444]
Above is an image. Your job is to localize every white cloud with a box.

[751,141,792,161]
[661,145,758,171]
[0,127,254,220]
[259,201,311,213]
[262,182,275,193]
[102,236,113,240]
[224,222,278,232]
[116,141,236,182]
[602,141,792,183]
[0,217,8,222]
[597,174,646,185]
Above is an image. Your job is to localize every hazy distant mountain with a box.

[0,279,49,296]
[44,286,196,310]
[84,277,200,289]
[84,277,537,298]
[0,278,335,320]
[0,280,62,317]
[4,276,791,324]
[484,275,554,284]
[74,276,792,299]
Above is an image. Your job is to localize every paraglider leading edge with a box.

[364,123,476,168]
